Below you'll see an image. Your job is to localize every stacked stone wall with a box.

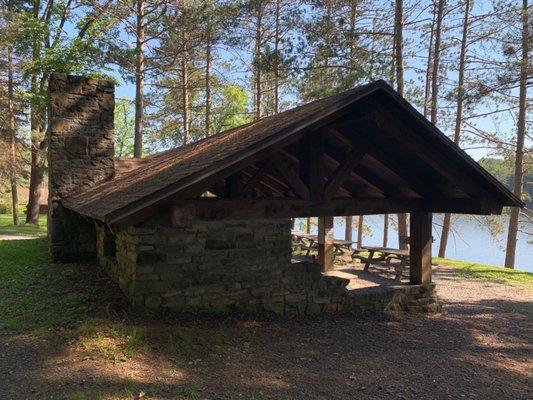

[48,74,115,262]
[107,216,440,315]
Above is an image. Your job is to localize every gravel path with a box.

[0,266,531,399]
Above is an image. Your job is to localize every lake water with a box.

[295,214,532,272]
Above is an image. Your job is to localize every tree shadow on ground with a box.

[0,239,531,399]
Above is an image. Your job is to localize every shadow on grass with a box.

[0,238,531,399]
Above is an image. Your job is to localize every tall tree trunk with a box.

[7,0,18,226]
[253,2,263,121]
[134,0,145,157]
[439,0,471,258]
[357,215,364,248]
[345,216,353,242]
[430,0,444,125]
[394,0,408,250]
[205,0,213,135]
[504,0,529,269]
[181,56,190,145]
[26,125,45,224]
[306,217,311,233]
[273,0,281,114]
[348,0,357,85]
[423,10,436,118]
[26,0,44,226]
[382,215,388,245]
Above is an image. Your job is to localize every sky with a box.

[92,0,530,162]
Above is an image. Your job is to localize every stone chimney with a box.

[48,74,115,262]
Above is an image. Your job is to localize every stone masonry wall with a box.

[107,215,440,315]
[48,74,115,262]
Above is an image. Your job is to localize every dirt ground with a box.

[0,265,531,400]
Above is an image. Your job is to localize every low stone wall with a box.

[98,216,440,315]
[114,217,295,311]
[96,224,137,300]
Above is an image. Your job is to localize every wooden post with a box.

[318,216,334,272]
[409,212,432,285]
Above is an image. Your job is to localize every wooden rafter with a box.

[299,133,325,200]
[324,144,367,199]
[284,143,365,197]
[226,171,243,198]
[369,100,490,197]
[325,127,436,197]
[241,163,272,197]
[270,152,310,199]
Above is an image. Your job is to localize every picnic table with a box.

[361,246,410,281]
[291,231,363,260]
[292,231,318,255]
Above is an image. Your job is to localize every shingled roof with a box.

[62,80,522,225]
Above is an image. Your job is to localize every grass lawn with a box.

[0,237,122,332]
[435,257,533,289]
[0,213,47,236]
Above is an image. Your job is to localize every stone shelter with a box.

[47,73,522,314]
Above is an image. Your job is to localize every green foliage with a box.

[212,85,251,133]
[478,156,532,207]
[114,98,135,157]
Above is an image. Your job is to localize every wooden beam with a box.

[325,145,367,199]
[226,171,243,198]
[285,142,369,197]
[168,197,500,222]
[241,163,272,197]
[318,216,335,272]
[299,133,325,200]
[325,127,436,197]
[369,101,490,198]
[409,212,433,285]
[311,136,325,200]
[323,145,396,196]
[270,152,310,199]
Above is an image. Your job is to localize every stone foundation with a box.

[96,216,440,315]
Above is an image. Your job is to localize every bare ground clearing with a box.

[0,262,531,400]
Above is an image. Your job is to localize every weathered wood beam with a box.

[317,216,335,272]
[241,163,272,197]
[241,169,278,197]
[324,127,436,197]
[410,212,433,285]
[324,145,367,199]
[323,144,396,196]
[369,101,489,198]
[226,171,243,198]
[285,143,367,197]
[168,197,501,222]
[270,152,310,199]
[323,154,384,197]
[299,133,325,200]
